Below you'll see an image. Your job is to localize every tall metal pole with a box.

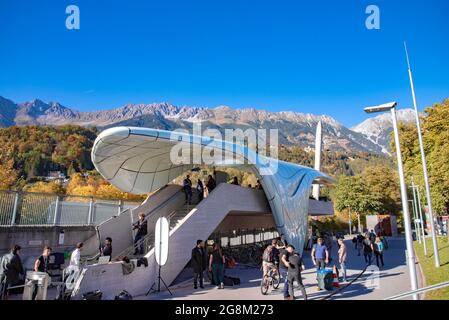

[415,186,428,256]
[404,42,440,267]
[391,107,419,300]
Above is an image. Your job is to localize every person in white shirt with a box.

[338,238,347,282]
[69,242,83,268]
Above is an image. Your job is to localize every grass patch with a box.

[414,237,449,300]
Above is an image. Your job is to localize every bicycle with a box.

[260,265,280,295]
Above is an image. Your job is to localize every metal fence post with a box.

[87,198,94,225]
[11,192,20,226]
[53,196,60,226]
[118,200,123,215]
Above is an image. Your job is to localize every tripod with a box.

[146,264,172,296]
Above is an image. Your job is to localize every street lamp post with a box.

[365,102,419,300]
[404,43,440,267]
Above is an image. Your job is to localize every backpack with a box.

[262,246,274,263]
[115,290,133,300]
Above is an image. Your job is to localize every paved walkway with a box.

[139,236,420,300]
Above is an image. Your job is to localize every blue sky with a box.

[1,0,448,127]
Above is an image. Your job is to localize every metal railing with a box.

[384,280,449,300]
[0,189,141,226]
[114,209,182,260]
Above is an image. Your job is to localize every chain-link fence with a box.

[0,190,141,226]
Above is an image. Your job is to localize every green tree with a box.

[334,175,383,217]
[396,98,449,215]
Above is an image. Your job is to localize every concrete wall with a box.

[0,226,96,269]
[72,184,271,299]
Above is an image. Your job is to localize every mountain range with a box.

[0,96,416,155]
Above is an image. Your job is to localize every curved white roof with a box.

[92,126,333,251]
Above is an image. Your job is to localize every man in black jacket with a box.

[286,245,307,300]
[192,240,205,289]
[101,237,112,261]
[0,245,24,300]
[133,213,148,255]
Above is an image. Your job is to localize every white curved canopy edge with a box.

[92,126,333,251]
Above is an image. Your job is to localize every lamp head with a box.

[364,102,397,114]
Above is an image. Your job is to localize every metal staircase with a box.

[113,203,196,260]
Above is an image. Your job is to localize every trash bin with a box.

[23,271,51,300]
[317,269,333,291]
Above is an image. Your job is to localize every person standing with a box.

[101,237,112,261]
[279,244,291,300]
[311,238,329,271]
[374,237,385,268]
[183,175,193,205]
[133,213,148,255]
[362,234,374,265]
[337,238,347,282]
[279,234,288,247]
[206,175,216,194]
[34,246,52,273]
[0,245,24,300]
[197,179,204,202]
[33,246,52,300]
[356,233,364,256]
[209,243,225,289]
[324,233,333,263]
[192,240,205,289]
[286,246,307,300]
[69,242,83,269]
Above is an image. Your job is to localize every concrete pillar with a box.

[313,121,322,200]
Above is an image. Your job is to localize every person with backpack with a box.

[262,239,279,278]
[311,237,329,271]
[362,234,374,265]
[374,237,385,268]
[286,246,307,300]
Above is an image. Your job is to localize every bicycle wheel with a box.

[272,273,280,289]
[260,275,270,295]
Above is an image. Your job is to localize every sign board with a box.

[58,231,65,245]
[154,217,169,266]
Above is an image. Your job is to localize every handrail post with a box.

[10,192,20,226]
[53,196,61,226]
[118,200,123,215]
[87,198,94,225]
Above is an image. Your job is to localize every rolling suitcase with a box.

[317,269,333,291]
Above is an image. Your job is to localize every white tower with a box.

[312,121,322,200]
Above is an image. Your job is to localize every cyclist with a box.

[262,239,279,278]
